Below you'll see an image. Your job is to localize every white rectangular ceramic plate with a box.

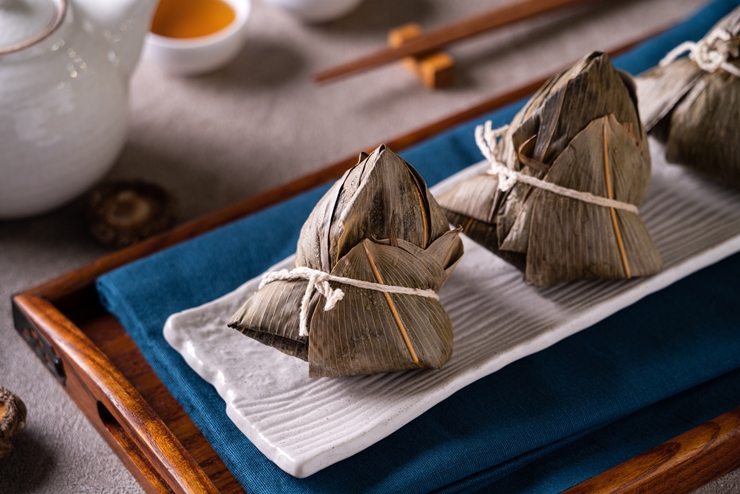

[164,139,740,478]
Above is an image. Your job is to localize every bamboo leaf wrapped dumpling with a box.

[636,6,740,187]
[229,145,464,377]
[438,52,662,286]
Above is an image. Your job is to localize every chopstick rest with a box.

[388,23,455,89]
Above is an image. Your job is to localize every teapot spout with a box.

[75,0,159,80]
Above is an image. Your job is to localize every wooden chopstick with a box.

[314,0,593,84]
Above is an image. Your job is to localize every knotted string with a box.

[475,121,640,214]
[259,266,439,337]
[659,27,740,78]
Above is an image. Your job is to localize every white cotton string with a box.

[659,27,740,78]
[474,122,640,215]
[259,266,439,337]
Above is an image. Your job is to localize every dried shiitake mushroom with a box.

[87,181,177,248]
[0,386,27,459]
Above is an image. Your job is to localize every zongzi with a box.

[438,51,662,286]
[229,145,464,378]
[636,6,740,188]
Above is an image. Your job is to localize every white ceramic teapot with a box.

[0,0,158,218]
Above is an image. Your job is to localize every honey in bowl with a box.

[151,0,236,39]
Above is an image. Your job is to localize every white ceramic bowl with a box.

[143,0,251,76]
[262,0,363,23]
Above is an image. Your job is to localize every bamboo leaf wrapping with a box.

[636,6,740,187]
[439,52,662,285]
[229,146,464,377]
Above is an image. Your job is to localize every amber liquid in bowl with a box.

[151,0,237,38]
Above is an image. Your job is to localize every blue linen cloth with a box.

[97,1,740,492]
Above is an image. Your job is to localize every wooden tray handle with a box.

[13,294,218,494]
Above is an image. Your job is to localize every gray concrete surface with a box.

[2,0,737,491]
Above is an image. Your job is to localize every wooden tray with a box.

[12,36,740,493]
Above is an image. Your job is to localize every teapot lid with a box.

[0,0,67,54]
